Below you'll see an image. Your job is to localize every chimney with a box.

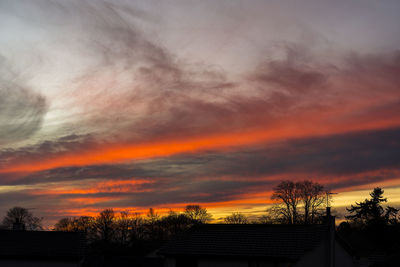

[326,207,331,217]
[324,207,335,267]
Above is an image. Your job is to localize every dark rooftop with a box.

[0,230,86,260]
[159,224,329,260]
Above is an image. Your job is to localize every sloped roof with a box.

[159,224,329,260]
[0,230,86,260]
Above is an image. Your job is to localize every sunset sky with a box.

[1,0,400,225]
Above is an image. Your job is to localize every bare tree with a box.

[159,210,193,238]
[54,216,95,241]
[2,206,43,230]
[184,205,212,224]
[54,218,72,231]
[224,212,248,224]
[129,212,145,241]
[146,208,160,224]
[145,208,162,240]
[298,180,325,224]
[270,180,325,224]
[95,209,115,242]
[271,181,302,224]
[256,214,277,224]
[115,211,131,245]
[74,216,95,234]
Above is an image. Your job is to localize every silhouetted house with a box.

[159,209,355,267]
[0,230,86,267]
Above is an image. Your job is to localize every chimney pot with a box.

[326,207,331,217]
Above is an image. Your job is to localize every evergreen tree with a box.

[346,187,399,228]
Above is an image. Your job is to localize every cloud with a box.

[3,0,400,152]
[253,43,328,93]
[0,134,94,171]
[2,43,400,180]
[1,126,400,222]
[0,57,48,146]
[4,126,400,191]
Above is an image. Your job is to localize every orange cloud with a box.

[67,197,118,205]
[31,179,154,196]
[3,113,400,175]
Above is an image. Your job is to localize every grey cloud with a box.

[176,126,400,180]
[5,126,400,193]
[40,0,242,141]
[57,179,268,208]
[0,58,48,146]
[5,0,400,150]
[0,134,94,170]
[253,43,328,93]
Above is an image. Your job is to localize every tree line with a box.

[53,205,214,244]
[0,205,213,243]
[2,180,400,238]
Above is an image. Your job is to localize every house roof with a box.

[0,230,86,260]
[159,224,329,260]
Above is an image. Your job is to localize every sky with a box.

[1,0,400,225]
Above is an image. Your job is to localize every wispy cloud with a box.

[0,57,48,146]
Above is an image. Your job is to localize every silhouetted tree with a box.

[339,188,400,266]
[256,214,277,224]
[184,205,212,223]
[128,212,145,241]
[337,221,351,234]
[54,218,73,231]
[54,216,95,242]
[298,180,325,224]
[2,206,43,230]
[270,180,325,224]
[224,212,248,224]
[74,216,95,234]
[159,211,193,238]
[114,211,131,245]
[146,208,160,224]
[346,187,399,228]
[145,208,162,240]
[271,181,302,224]
[95,209,115,242]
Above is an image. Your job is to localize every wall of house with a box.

[295,241,326,267]
[164,256,293,267]
[163,257,176,267]
[198,258,248,267]
[0,259,80,267]
[334,241,356,267]
[248,261,292,267]
[163,256,249,267]
[295,240,355,267]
